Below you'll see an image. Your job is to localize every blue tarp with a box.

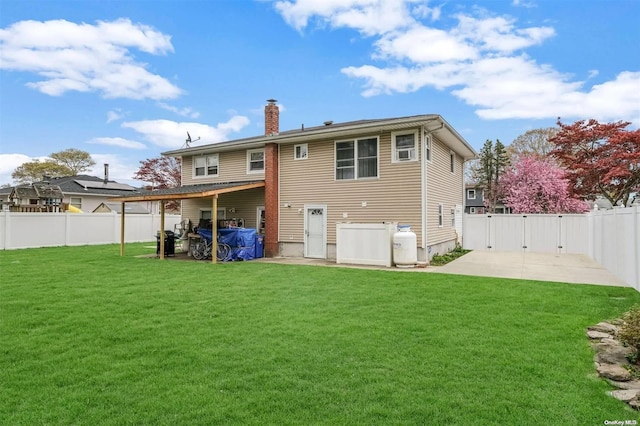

[198,228,213,243]
[218,228,257,261]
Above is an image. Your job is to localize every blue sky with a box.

[1,0,638,187]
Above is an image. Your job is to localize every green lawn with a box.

[2,243,640,425]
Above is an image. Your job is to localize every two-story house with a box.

[464,184,512,214]
[465,185,486,214]
[112,100,476,262]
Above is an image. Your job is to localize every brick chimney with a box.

[265,99,279,136]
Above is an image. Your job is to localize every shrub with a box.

[429,246,471,266]
[617,305,640,362]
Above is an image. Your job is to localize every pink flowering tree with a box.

[499,156,591,214]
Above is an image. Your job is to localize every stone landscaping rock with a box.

[609,389,640,401]
[594,343,634,365]
[607,379,640,390]
[587,330,613,339]
[589,321,619,334]
[597,363,632,381]
[590,319,640,410]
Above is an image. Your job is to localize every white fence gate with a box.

[0,212,182,250]
[463,206,640,290]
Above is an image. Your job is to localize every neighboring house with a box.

[464,184,512,214]
[92,202,150,214]
[112,100,476,262]
[465,185,486,214]
[1,168,152,213]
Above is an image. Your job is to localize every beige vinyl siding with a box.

[181,150,265,186]
[180,188,264,229]
[279,130,423,246]
[426,136,464,245]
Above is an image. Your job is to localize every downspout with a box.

[421,119,445,260]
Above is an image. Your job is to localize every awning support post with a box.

[120,202,125,256]
[159,201,165,260]
[212,194,218,264]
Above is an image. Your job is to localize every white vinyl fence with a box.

[0,212,181,250]
[463,206,640,290]
[336,222,397,267]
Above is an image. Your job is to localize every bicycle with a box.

[192,229,231,261]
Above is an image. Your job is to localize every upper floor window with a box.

[247,149,265,173]
[335,137,378,180]
[194,154,219,177]
[392,131,418,162]
[425,135,432,162]
[294,144,308,160]
[450,151,455,173]
[467,189,476,199]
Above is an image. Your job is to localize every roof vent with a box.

[323,120,333,126]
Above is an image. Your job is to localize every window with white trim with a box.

[425,135,432,162]
[467,189,476,199]
[70,197,82,209]
[194,154,219,177]
[294,144,308,160]
[438,203,443,227]
[247,149,265,173]
[392,131,417,162]
[335,137,378,180]
[470,207,477,214]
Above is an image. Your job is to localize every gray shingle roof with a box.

[2,175,141,197]
[109,180,264,202]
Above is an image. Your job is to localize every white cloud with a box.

[454,15,554,53]
[374,26,478,63]
[275,1,640,123]
[86,137,146,150]
[0,18,181,100]
[121,115,251,149]
[0,153,50,186]
[512,0,537,8]
[274,0,419,35]
[107,109,125,123]
[157,102,201,119]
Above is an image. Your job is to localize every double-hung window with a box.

[335,137,378,180]
[294,144,308,160]
[247,149,265,173]
[392,131,417,162]
[70,197,82,209]
[194,154,219,177]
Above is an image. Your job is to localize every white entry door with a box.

[304,205,327,258]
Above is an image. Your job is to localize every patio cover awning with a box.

[109,180,265,263]
[108,180,265,202]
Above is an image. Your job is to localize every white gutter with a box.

[421,120,445,254]
[162,115,444,157]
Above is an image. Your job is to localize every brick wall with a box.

[264,142,279,257]
[265,100,279,136]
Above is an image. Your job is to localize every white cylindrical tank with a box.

[393,224,417,268]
